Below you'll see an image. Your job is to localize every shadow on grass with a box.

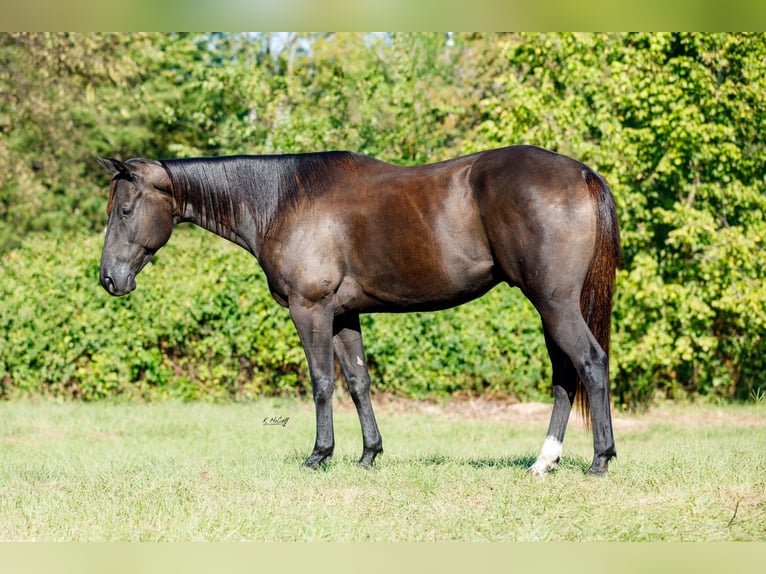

[466,455,538,470]
[403,453,592,474]
[285,452,375,472]
[404,453,535,469]
[285,450,592,474]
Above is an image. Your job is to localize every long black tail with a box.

[577,170,621,426]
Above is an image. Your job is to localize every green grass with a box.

[0,397,764,541]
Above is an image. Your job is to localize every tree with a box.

[0,33,160,249]
[467,32,766,405]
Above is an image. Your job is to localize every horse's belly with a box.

[340,244,496,313]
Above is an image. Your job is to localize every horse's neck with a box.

[169,157,282,258]
[166,153,352,258]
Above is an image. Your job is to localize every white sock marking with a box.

[530,436,563,477]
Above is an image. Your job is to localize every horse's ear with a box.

[97,157,131,177]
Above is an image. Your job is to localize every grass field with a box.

[0,395,763,542]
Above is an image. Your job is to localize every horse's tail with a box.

[577,170,620,427]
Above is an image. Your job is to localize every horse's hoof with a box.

[587,450,615,476]
[527,465,549,479]
[302,453,331,470]
[586,461,609,476]
[358,448,382,468]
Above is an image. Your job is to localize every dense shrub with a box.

[2,223,764,408]
[3,33,766,408]
[0,229,551,402]
[469,33,766,408]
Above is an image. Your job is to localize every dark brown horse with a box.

[97,145,620,476]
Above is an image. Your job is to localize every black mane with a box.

[160,151,356,237]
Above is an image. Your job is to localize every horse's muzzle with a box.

[100,268,136,297]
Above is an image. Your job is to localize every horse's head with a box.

[97,157,174,296]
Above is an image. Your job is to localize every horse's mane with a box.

[160,152,356,237]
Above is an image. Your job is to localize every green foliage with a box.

[466,32,766,408]
[2,32,766,407]
[0,33,163,251]
[0,230,550,402]
[0,230,305,400]
[362,287,548,400]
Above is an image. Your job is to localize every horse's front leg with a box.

[289,299,337,469]
[333,314,383,467]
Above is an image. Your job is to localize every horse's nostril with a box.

[103,276,116,294]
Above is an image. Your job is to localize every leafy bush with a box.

[4,33,766,408]
[468,32,766,408]
[612,213,766,407]
[0,228,551,402]
[0,230,301,400]
[2,222,764,407]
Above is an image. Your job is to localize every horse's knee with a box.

[346,373,371,401]
[312,376,335,404]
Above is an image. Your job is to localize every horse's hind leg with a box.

[529,328,577,476]
[533,300,616,476]
[333,314,383,467]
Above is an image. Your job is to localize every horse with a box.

[97,145,620,476]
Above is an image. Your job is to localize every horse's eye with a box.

[120,206,133,218]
